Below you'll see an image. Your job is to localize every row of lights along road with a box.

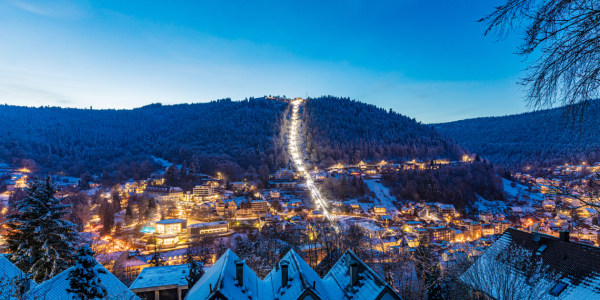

[288,99,334,224]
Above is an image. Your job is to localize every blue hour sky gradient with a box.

[0,0,528,123]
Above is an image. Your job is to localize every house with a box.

[492,220,510,235]
[311,210,324,218]
[461,228,600,299]
[372,205,387,215]
[25,260,139,300]
[481,224,495,236]
[356,221,385,236]
[577,207,597,218]
[275,168,295,180]
[543,199,556,211]
[130,264,189,300]
[270,189,281,198]
[111,250,151,285]
[437,203,456,218]
[238,199,253,216]
[144,186,184,202]
[184,249,403,300]
[380,215,393,225]
[216,198,238,217]
[510,207,524,216]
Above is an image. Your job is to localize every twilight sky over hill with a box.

[0,0,527,123]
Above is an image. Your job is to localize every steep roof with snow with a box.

[463,228,600,299]
[25,263,138,300]
[263,249,330,300]
[322,250,402,300]
[0,256,37,296]
[184,249,272,300]
[184,249,402,300]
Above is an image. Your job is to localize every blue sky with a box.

[0,0,527,123]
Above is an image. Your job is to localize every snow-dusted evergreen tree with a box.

[3,176,78,282]
[150,245,164,267]
[185,247,204,288]
[67,245,107,300]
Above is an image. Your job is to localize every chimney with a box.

[559,230,570,242]
[236,259,245,286]
[280,260,289,287]
[350,261,359,286]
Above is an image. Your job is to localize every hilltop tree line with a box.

[0,97,289,182]
[436,102,600,169]
[386,161,507,214]
[303,96,464,167]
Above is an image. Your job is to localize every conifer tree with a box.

[165,164,179,186]
[358,177,366,195]
[151,245,164,267]
[124,203,133,226]
[3,176,78,282]
[67,245,107,300]
[340,176,349,198]
[99,199,114,236]
[185,247,204,288]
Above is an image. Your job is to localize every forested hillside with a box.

[435,102,600,169]
[0,97,288,180]
[303,96,464,166]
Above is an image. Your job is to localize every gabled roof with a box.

[26,263,138,300]
[185,249,403,300]
[263,249,330,300]
[322,250,402,300]
[185,249,271,300]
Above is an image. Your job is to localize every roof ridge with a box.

[215,249,231,293]
[289,250,308,289]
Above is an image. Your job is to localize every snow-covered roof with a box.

[263,249,331,300]
[188,221,228,228]
[462,228,600,300]
[26,263,138,300]
[356,222,384,233]
[185,249,270,300]
[130,264,189,291]
[0,256,37,296]
[322,250,401,300]
[185,249,402,300]
[156,218,186,224]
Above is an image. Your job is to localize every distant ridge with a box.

[303,96,464,167]
[434,101,600,169]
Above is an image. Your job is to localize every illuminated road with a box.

[288,99,335,224]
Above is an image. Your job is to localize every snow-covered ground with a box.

[364,179,397,209]
[151,156,173,168]
[472,178,544,214]
[502,178,544,203]
[473,195,509,214]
